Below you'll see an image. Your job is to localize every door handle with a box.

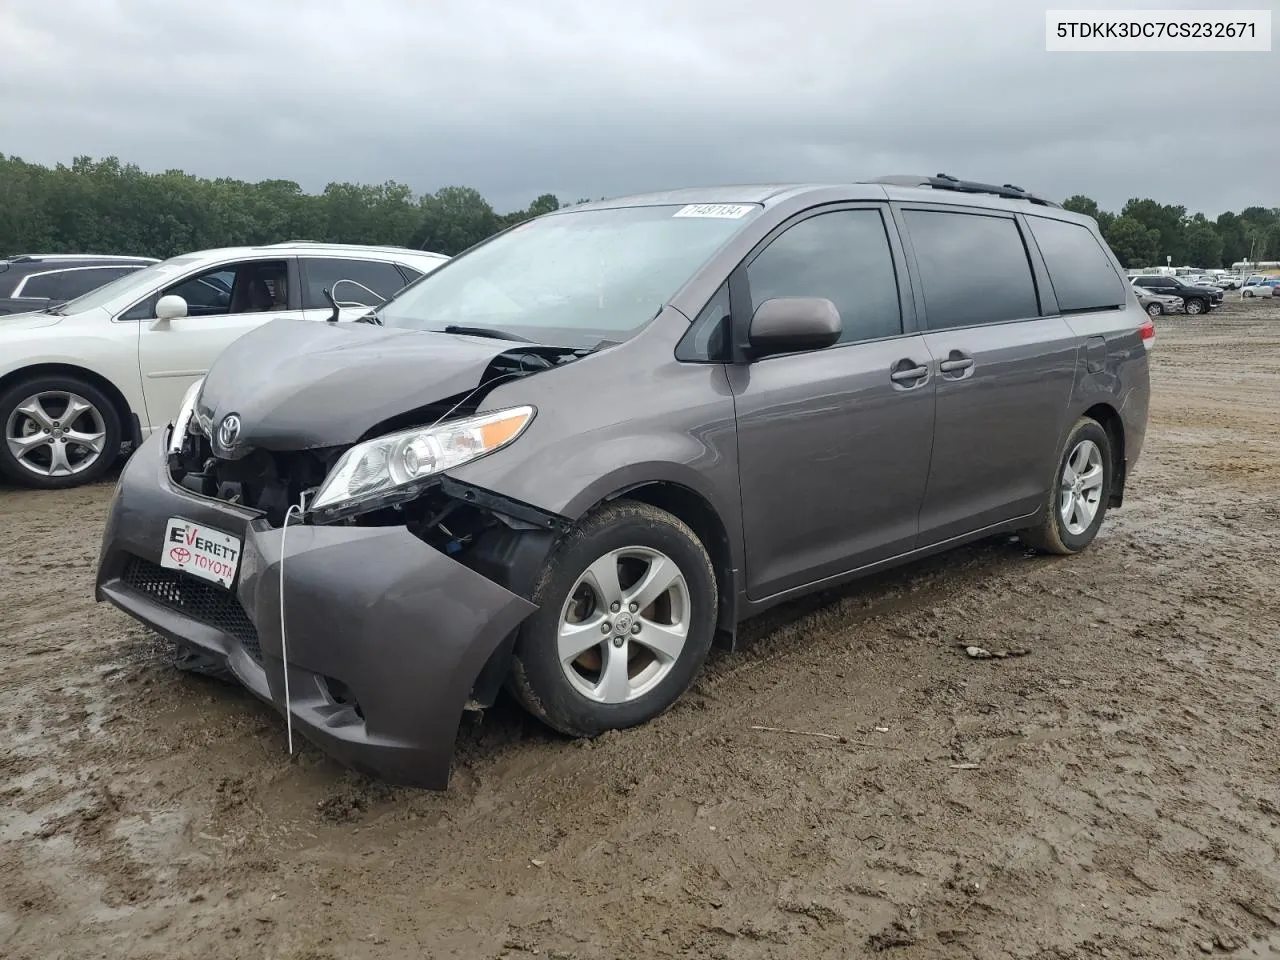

[890,364,929,383]
[939,358,974,373]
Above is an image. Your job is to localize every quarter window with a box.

[746,209,902,344]
[1026,216,1127,313]
[17,272,62,299]
[903,210,1040,329]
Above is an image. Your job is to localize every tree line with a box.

[2,153,1277,270]
[1062,195,1280,269]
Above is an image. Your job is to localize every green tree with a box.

[1216,212,1250,266]
[1104,216,1159,268]
[1120,198,1188,265]
[410,186,502,255]
[1062,195,1100,219]
[1183,214,1223,268]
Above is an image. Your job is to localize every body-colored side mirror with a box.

[155,295,189,322]
[747,297,842,359]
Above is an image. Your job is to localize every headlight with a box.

[167,377,204,454]
[309,405,535,516]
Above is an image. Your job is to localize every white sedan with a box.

[0,241,448,489]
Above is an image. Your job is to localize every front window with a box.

[377,203,764,347]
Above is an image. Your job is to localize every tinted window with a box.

[398,265,424,285]
[1025,216,1126,312]
[302,258,409,309]
[19,272,62,299]
[746,209,902,344]
[57,266,139,299]
[903,210,1040,329]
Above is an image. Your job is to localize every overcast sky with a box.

[0,0,1274,217]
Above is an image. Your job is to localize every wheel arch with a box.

[591,480,739,651]
[0,363,139,446]
[1082,401,1126,507]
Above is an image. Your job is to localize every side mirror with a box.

[747,297,842,359]
[154,295,188,324]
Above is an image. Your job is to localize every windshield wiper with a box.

[354,310,382,325]
[42,301,67,315]
[441,325,535,343]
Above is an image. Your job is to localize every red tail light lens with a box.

[1138,316,1155,349]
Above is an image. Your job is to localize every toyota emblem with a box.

[217,414,241,449]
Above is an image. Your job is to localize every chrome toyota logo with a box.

[217,414,241,449]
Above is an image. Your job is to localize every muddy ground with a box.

[3,298,1280,960]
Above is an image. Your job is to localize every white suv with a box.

[0,241,448,489]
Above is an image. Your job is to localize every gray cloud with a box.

[0,0,1274,216]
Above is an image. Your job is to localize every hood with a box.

[196,318,540,456]
[0,310,63,331]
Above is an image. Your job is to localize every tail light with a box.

[1138,315,1155,350]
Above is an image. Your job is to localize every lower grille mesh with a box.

[121,555,262,663]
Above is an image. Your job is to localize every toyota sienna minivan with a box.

[95,175,1152,789]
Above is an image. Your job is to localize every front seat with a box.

[245,276,274,312]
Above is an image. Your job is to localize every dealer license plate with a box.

[160,518,242,589]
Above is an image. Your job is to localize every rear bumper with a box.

[95,431,537,788]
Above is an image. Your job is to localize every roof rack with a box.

[867,173,1061,208]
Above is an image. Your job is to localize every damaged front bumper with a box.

[94,431,538,789]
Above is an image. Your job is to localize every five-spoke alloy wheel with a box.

[0,376,122,489]
[1019,416,1114,555]
[510,500,717,738]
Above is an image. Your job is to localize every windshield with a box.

[377,203,763,346]
[56,255,205,314]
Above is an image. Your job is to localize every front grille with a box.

[121,555,262,663]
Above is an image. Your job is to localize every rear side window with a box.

[903,210,1040,329]
[17,272,62,299]
[745,209,902,344]
[301,258,409,309]
[57,266,140,299]
[1027,216,1126,313]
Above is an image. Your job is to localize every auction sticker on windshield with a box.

[673,203,755,219]
[160,518,242,588]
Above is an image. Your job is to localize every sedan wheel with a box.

[509,500,717,738]
[1146,302,1162,317]
[0,376,122,489]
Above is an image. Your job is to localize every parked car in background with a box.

[1215,275,1243,290]
[1242,276,1280,297]
[0,242,448,489]
[1133,285,1183,317]
[1131,274,1224,315]
[0,254,158,314]
[94,175,1152,789]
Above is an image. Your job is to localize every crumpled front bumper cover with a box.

[94,431,537,789]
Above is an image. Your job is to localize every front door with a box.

[729,205,937,601]
[132,258,304,431]
[895,207,1080,546]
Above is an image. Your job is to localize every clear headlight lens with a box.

[167,377,204,454]
[310,405,535,515]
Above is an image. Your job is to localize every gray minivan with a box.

[95,175,1152,788]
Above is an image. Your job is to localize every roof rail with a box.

[867,173,1062,208]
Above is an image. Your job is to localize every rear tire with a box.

[1019,417,1114,556]
[0,374,122,489]
[508,500,717,738]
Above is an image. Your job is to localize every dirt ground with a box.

[3,298,1280,960]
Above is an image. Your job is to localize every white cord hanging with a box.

[278,496,308,757]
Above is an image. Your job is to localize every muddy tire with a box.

[508,500,717,738]
[0,374,123,489]
[1019,417,1114,556]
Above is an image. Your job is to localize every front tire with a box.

[509,500,718,738]
[1184,297,1206,315]
[0,375,122,489]
[1019,417,1114,556]
[1146,302,1163,317]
